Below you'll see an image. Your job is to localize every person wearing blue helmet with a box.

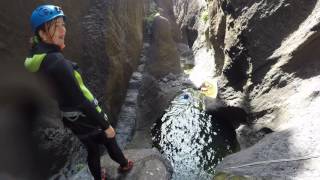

[25,5,133,180]
[29,4,66,50]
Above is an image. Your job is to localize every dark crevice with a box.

[182,25,198,48]
[223,35,250,91]
[186,28,198,48]
[281,33,320,79]
[207,106,248,130]
[210,13,226,76]
[221,0,235,17]
[259,127,273,134]
[250,57,278,85]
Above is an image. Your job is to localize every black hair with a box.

[30,18,59,48]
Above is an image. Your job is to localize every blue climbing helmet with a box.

[30,5,65,32]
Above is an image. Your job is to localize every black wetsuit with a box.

[25,42,127,179]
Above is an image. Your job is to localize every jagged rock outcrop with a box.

[172,0,216,88]
[173,0,206,47]
[207,0,226,75]
[205,0,320,178]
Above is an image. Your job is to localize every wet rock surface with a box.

[67,149,173,180]
[100,149,173,180]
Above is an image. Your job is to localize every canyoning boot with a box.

[101,167,107,180]
[118,160,134,173]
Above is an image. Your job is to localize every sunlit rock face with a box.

[207,0,320,122]
[173,0,216,88]
[204,0,320,178]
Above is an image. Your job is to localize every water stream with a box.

[151,89,238,180]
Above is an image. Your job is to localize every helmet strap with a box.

[33,36,39,44]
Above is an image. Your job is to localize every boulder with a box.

[100,149,173,180]
[154,0,182,42]
[146,15,181,79]
[216,123,320,179]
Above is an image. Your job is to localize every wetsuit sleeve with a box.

[45,53,110,129]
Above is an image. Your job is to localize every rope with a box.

[224,154,320,169]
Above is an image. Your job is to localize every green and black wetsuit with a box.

[25,42,127,180]
[25,42,109,134]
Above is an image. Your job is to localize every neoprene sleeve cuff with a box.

[80,100,110,129]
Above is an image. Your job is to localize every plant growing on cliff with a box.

[201,10,209,23]
[145,10,159,26]
[144,8,159,34]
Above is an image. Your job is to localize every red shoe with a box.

[118,160,134,173]
[101,167,107,180]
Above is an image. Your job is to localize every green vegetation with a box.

[75,163,86,172]
[201,10,209,23]
[144,10,159,26]
[144,3,160,33]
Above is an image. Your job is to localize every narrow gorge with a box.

[1,0,320,180]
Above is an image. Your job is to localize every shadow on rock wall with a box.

[220,0,318,86]
[281,33,320,79]
[247,0,317,71]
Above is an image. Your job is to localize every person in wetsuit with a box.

[25,5,133,179]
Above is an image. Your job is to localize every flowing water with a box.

[151,89,239,180]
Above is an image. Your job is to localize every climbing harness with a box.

[77,129,103,140]
[61,111,86,122]
[103,113,109,122]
